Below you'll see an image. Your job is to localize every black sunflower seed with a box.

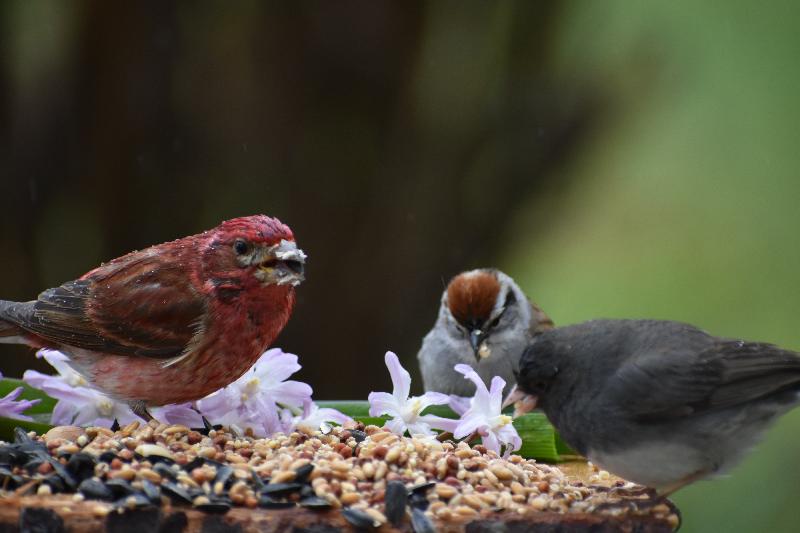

[408,481,436,495]
[153,462,177,481]
[409,492,429,511]
[66,453,96,483]
[43,475,65,493]
[261,482,303,495]
[98,451,118,463]
[114,493,153,510]
[141,479,161,504]
[12,429,47,457]
[13,427,34,445]
[299,496,331,509]
[160,481,193,504]
[294,463,314,484]
[350,430,367,443]
[384,481,408,526]
[110,419,120,432]
[196,500,231,514]
[300,485,315,498]
[342,507,380,529]
[251,471,267,491]
[410,507,436,533]
[182,457,205,472]
[105,478,136,498]
[146,454,175,466]
[0,466,24,489]
[0,445,28,466]
[78,478,115,501]
[194,416,222,436]
[46,457,78,489]
[258,495,296,509]
[213,465,234,488]
[23,458,44,474]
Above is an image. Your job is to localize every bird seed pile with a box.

[0,421,679,531]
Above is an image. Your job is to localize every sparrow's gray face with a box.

[443,269,522,361]
[455,290,519,359]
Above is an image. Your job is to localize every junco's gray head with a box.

[511,318,800,495]
[417,268,552,396]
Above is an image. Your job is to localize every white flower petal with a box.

[384,352,411,403]
[368,391,400,417]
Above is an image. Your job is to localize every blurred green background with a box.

[1,1,798,530]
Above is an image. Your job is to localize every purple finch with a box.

[0,215,305,420]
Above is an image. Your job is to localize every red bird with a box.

[0,215,305,420]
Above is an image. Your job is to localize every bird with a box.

[508,318,800,495]
[417,268,553,396]
[0,214,306,421]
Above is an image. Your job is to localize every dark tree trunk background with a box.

[0,1,606,398]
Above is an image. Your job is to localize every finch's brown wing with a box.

[8,252,206,358]
[607,340,800,421]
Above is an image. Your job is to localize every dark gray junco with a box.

[417,269,553,396]
[509,319,800,495]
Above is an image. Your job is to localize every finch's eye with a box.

[233,239,250,255]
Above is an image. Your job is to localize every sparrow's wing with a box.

[7,252,205,358]
[608,340,800,421]
[527,299,555,335]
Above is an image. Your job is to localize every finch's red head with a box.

[202,215,306,289]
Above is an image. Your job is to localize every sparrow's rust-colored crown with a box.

[446,270,501,326]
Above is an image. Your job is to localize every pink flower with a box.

[0,371,40,421]
[24,350,138,426]
[197,348,312,437]
[151,403,204,427]
[451,364,521,456]
[289,401,353,433]
[368,352,457,436]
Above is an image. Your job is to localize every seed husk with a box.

[342,507,381,529]
[411,507,436,533]
[384,480,408,526]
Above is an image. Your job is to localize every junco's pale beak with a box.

[469,329,487,359]
[502,384,538,417]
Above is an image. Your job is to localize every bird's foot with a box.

[128,400,155,422]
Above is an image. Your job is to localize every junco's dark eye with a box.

[233,239,250,255]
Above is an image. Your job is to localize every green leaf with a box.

[0,377,57,415]
[0,378,56,441]
[0,417,53,442]
[317,400,372,417]
[316,400,574,462]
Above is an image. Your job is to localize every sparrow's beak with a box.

[502,385,538,418]
[469,329,488,359]
[257,239,306,286]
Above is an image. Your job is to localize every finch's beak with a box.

[258,240,306,286]
[502,385,538,418]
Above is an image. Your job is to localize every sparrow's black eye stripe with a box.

[504,290,517,307]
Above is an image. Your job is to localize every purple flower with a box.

[0,371,40,421]
[451,364,522,457]
[289,401,353,433]
[24,350,138,426]
[151,403,204,428]
[197,348,312,437]
[368,352,457,436]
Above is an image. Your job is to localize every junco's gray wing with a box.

[607,340,800,421]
